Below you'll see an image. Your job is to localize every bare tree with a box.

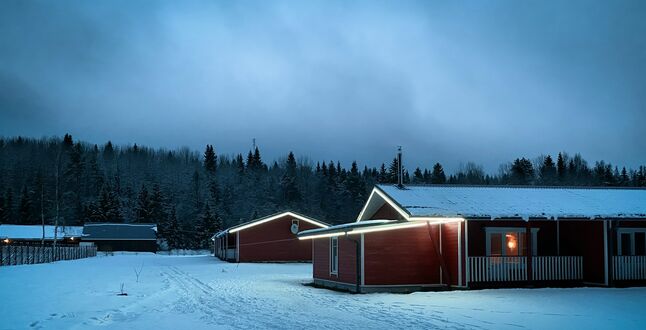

[52,147,62,260]
[40,179,45,248]
[134,263,144,283]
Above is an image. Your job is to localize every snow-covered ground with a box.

[1,254,645,330]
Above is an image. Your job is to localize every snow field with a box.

[1,253,645,329]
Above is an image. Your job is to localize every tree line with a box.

[0,135,644,248]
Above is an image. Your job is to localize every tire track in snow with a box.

[163,266,317,329]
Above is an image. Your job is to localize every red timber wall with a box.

[371,203,405,220]
[360,202,461,287]
[313,236,357,285]
[237,215,323,262]
[559,220,606,284]
[363,222,461,287]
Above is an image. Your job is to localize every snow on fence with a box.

[0,245,97,266]
[532,256,583,281]
[613,256,646,280]
[469,256,583,283]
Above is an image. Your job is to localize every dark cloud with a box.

[0,0,645,172]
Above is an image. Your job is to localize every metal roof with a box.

[370,184,646,220]
[82,223,157,240]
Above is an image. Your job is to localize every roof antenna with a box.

[397,146,404,188]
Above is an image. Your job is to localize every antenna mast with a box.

[397,146,403,188]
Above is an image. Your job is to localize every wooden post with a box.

[426,222,452,287]
[526,222,533,283]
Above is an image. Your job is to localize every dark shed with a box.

[82,223,157,252]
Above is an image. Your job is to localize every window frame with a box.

[485,227,539,257]
[330,236,339,275]
[617,228,646,256]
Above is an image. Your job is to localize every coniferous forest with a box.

[0,135,644,249]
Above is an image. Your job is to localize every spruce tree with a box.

[203,144,217,174]
[3,188,14,223]
[280,152,301,204]
[378,163,387,183]
[388,157,399,183]
[197,204,216,249]
[135,185,153,223]
[431,163,446,184]
[620,167,629,186]
[413,168,424,183]
[510,158,535,185]
[557,152,566,183]
[166,207,181,249]
[149,184,166,222]
[0,194,6,224]
[540,155,557,185]
[19,186,32,224]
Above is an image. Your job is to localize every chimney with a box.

[397,146,404,188]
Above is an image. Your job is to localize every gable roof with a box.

[215,211,329,237]
[82,223,157,240]
[0,225,84,240]
[357,184,646,220]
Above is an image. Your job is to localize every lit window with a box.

[486,228,537,256]
[489,233,502,256]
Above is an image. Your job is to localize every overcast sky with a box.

[1,0,645,172]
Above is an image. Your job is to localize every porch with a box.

[468,256,583,284]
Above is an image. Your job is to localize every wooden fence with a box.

[469,256,583,283]
[532,256,583,281]
[0,245,97,266]
[613,255,646,280]
[468,256,528,282]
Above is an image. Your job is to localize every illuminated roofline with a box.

[356,187,410,221]
[299,217,464,240]
[229,211,328,233]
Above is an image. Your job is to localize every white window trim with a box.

[617,228,646,256]
[330,236,339,275]
[485,227,539,257]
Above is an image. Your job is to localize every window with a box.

[490,233,502,256]
[485,227,538,256]
[330,237,338,275]
[617,229,646,256]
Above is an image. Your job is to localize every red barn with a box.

[299,185,646,293]
[213,211,328,262]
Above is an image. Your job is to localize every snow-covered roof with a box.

[372,185,646,220]
[215,211,329,237]
[83,223,157,240]
[0,225,84,240]
[298,220,395,238]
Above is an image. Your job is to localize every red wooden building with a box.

[298,185,646,293]
[213,211,329,262]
